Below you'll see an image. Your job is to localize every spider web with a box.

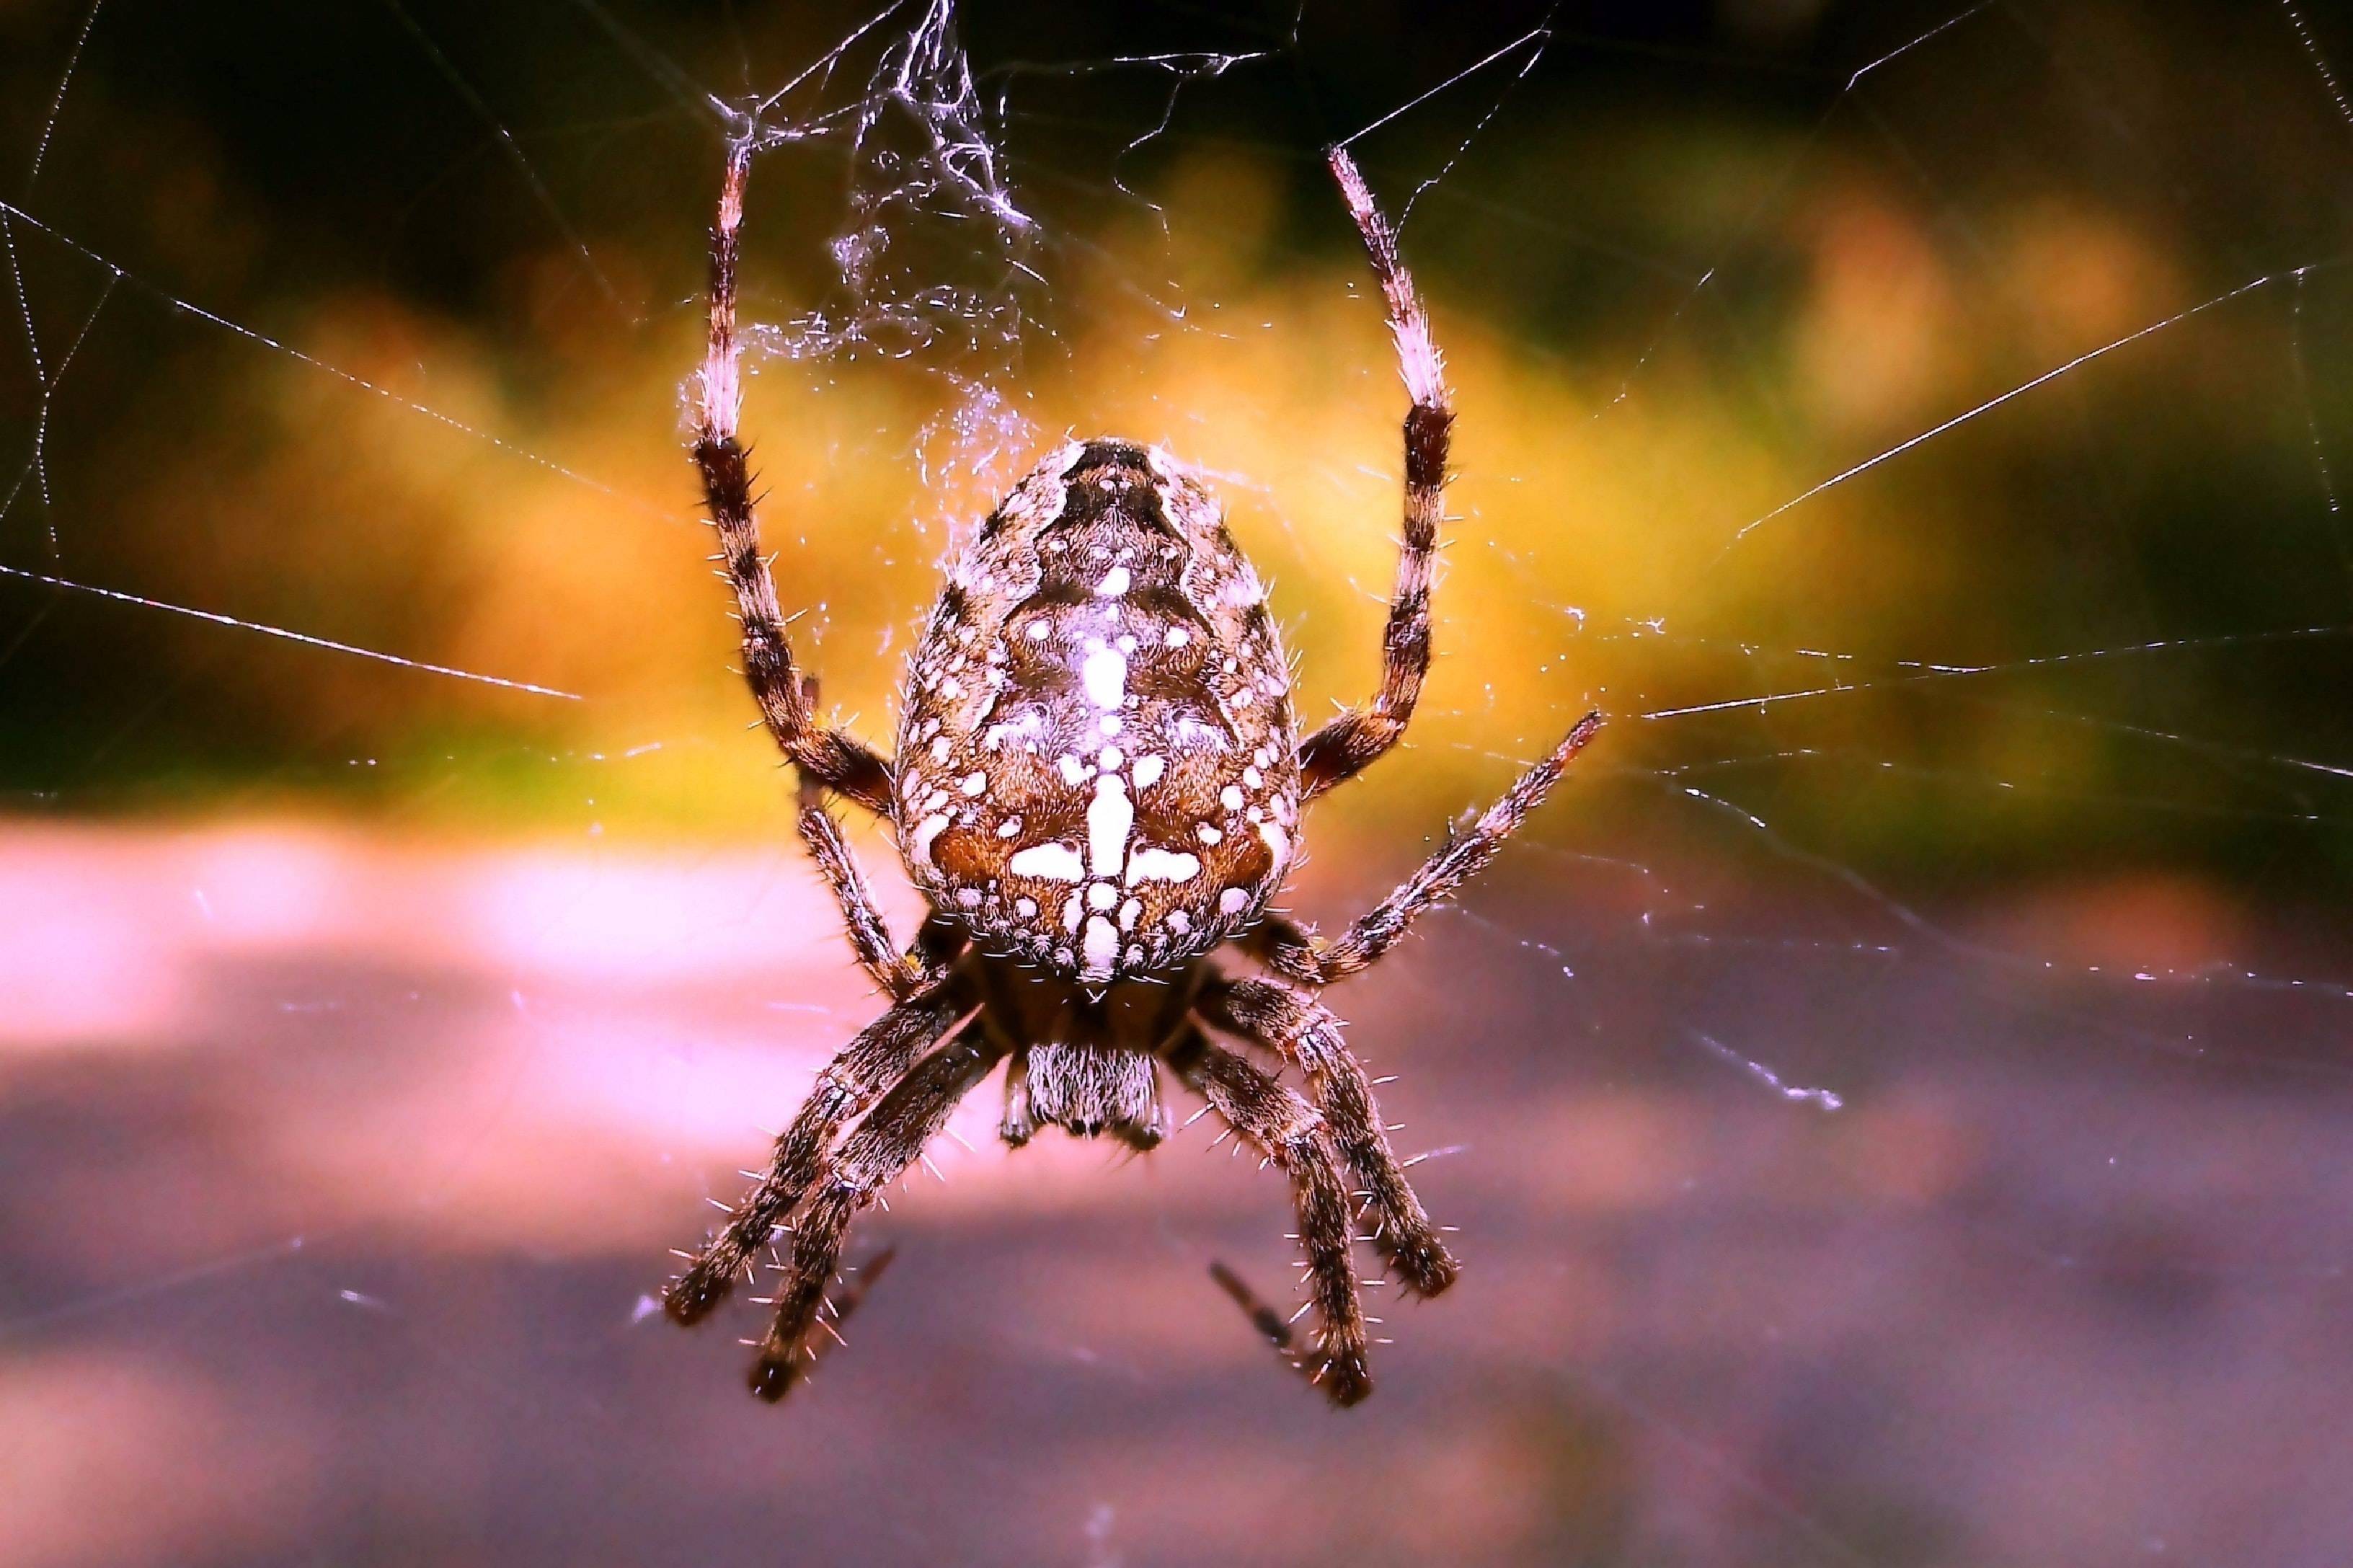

[4,1,2353,1564]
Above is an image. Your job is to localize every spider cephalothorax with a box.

[664,137,1599,1407]
[896,438,1299,986]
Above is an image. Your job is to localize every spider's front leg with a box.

[1298,146,1453,802]
[694,142,893,815]
[1215,711,1601,1294]
[745,1027,1004,1400]
[1169,1029,1374,1406]
[1198,977,1455,1298]
[664,984,968,1326]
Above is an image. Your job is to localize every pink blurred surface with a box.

[4,822,2349,1567]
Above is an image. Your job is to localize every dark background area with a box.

[4,0,2352,885]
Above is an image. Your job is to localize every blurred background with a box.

[4,1,2353,1563]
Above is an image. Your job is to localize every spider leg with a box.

[1250,709,1601,987]
[797,771,960,1001]
[1197,976,1455,1298]
[1166,1026,1373,1405]
[1298,147,1453,802]
[755,1244,900,1384]
[789,673,961,999]
[694,143,893,815]
[1206,1257,1345,1399]
[664,983,969,1326]
[746,1026,1005,1400]
[1207,1257,1309,1362]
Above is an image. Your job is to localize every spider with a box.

[663,136,1600,1407]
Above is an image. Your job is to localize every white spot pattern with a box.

[1081,914,1120,977]
[1087,774,1133,875]
[1125,847,1201,884]
[915,813,952,864]
[1081,645,1127,709]
[1008,842,1085,881]
[894,440,1302,983]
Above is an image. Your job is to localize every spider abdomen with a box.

[895,439,1300,986]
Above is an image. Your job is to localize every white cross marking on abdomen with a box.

[1087,774,1133,875]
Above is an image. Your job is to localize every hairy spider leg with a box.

[747,1028,1006,1400]
[1198,976,1455,1296]
[1298,146,1455,802]
[1249,709,1603,987]
[1168,1028,1372,1406]
[1207,1257,1338,1394]
[784,671,970,1000]
[797,803,967,1008]
[797,799,935,998]
[665,986,969,1326]
[1207,713,1603,1295]
[693,143,894,815]
[817,1244,898,1341]
[1208,1256,1303,1355]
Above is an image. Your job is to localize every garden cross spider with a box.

[663,136,1600,1407]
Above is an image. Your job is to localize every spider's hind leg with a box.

[694,143,895,815]
[767,1244,898,1381]
[796,740,960,1001]
[1297,147,1454,802]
